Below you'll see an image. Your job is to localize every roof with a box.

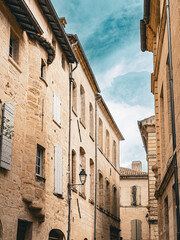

[120,167,148,179]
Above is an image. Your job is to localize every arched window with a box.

[112,185,117,216]
[105,180,110,212]
[131,220,142,240]
[98,118,103,150]
[112,140,117,167]
[49,229,65,240]
[72,150,76,185]
[89,103,94,138]
[72,81,77,113]
[98,172,103,208]
[90,159,94,200]
[105,130,110,159]
[80,147,86,195]
[80,85,85,125]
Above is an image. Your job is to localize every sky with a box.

[52,0,154,171]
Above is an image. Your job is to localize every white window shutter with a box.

[53,93,61,125]
[0,103,15,170]
[54,146,63,195]
[137,186,141,205]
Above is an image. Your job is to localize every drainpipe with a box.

[67,60,78,240]
[166,0,180,238]
[94,93,101,240]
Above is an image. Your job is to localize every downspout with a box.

[67,58,78,240]
[94,93,101,240]
[166,0,180,238]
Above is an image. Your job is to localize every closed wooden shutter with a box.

[54,146,63,195]
[131,219,136,240]
[53,93,61,125]
[136,220,142,240]
[0,103,15,170]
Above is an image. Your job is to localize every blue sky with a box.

[52,0,154,171]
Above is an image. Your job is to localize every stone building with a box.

[138,116,158,240]
[120,161,149,240]
[140,0,180,239]
[0,0,123,239]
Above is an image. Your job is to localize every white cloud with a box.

[106,100,154,171]
[97,50,153,89]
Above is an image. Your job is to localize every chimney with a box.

[132,161,142,172]
[59,17,67,28]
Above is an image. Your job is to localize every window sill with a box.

[8,56,22,73]
[72,107,77,117]
[79,118,86,129]
[79,192,86,200]
[53,119,61,128]
[53,193,64,199]
[36,174,46,183]
[39,77,48,87]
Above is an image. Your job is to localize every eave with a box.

[37,0,78,64]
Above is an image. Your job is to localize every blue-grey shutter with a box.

[0,103,15,170]
[131,220,136,240]
[54,146,63,195]
[53,93,61,125]
[137,220,142,240]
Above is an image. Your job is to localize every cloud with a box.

[105,100,154,170]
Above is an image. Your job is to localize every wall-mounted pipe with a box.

[67,60,78,240]
[94,93,101,240]
[166,0,180,239]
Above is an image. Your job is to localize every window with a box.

[90,159,94,200]
[160,85,165,163]
[112,185,117,216]
[0,220,2,240]
[16,220,32,240]
[131,186,141,206]
[9,30,19,63]
[80,147,86,195]
[36,145,44,177]
[105,130,110,159]
[112,140,117,167]
[80,85,85,125]
[49,229,65,240]
[166,56,172,141]
[105,180,110,212]
[72,150,76,185]
[72,81,77,113]
[98,118,103,150]
[53,92,61,126]
[89,103,94,138]
[131,219,142,240]
[61,54,65,70]
[40,59,46,79]
[98,172,103,208]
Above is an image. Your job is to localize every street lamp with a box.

[79,169,87,185]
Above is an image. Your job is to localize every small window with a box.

[41,59,46,79]
[131,186,141,206]
[16,220,32,240]
[53,92,61,126]
[9,30,19,63]
[36,145,44,177]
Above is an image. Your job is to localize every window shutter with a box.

[53,93,61,125]
[54,146,63,195]
[137,186,141,205]
[131,220,136,240]
[0,103,15,170]
[137,220,142,240]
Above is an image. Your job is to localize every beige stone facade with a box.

[141,0,180,239]
[0,0,123,239]
[120,162,149,240]
[138,116,158,240]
